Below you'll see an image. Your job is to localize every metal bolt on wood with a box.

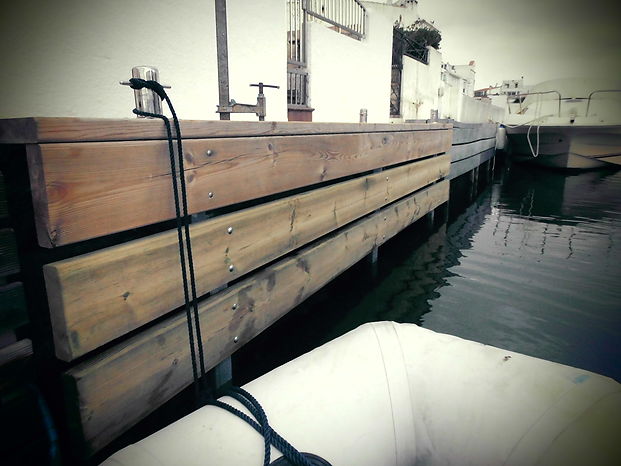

[228,264,235,272]
[227,227,233,234]
[208,192,214,198]
[232,303,238,310]
[233,336,239,343]
[206,149,213,156]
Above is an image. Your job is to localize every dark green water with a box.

[235,160,621,383]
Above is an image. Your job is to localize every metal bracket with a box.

[216,82,280,121]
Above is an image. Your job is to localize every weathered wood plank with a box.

[0,117,451,144]
[449,138,496,163]
[0,282,28,333]
[406,120,497,143]
[0,119,38,144]
[45,155,449,361]
[480,147,495,165]
[0,229,19,282]
[0,338,32,368]
[448,148,495,180]
[452,123,497,145]
[30,130,451,247]
[0,339,33,392]
[64,180,449,454]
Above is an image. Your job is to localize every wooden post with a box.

[426,208,435,231]
[437,200,449,226]
[367,167,382,272]
[474,165,480,196]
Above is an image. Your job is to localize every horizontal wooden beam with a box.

[449,137,496,163]
[0,229,19,281]
[452,123,497,145]
[0,282,28,333]
[0,339,33,392]
[64,180,449,454]
[45,155,450,361]
[0,338,32,368]
[404,120,496,145]
[448,148,495,180]
[28,129,451,247]
[0,117,451,144]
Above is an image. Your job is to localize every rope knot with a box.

[128,77,167,100]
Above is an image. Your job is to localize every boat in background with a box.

[504,78,621,169]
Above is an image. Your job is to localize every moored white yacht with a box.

[504,78,621,169]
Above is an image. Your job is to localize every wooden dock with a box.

[447,121,497,180]
[406,119,498,181]
[0,118,462,458]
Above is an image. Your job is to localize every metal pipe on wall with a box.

[215,0,231,120]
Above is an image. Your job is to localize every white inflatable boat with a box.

[102,322,621,465]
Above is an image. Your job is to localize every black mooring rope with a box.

[128,78,207,400]
[126,79,325,466]
[206,387,315,466]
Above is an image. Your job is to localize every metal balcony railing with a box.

[287,0,306,66]
[287,68,309,108]
[303,0,367,40]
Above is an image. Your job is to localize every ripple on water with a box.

[421,164,621,381]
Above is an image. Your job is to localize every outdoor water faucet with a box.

[216,82,280,121]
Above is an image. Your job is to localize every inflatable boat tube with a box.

[102,322,621,465]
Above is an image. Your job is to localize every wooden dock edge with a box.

[451,122,497,145]
[64,180,449,454]
[31,130,451,247]
[45,155,450,361]
[449,148,496,180]
[449,137,496,164]
[405,120,496,146]
[0,117,452,144]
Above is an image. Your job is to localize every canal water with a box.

[234,158,621,383]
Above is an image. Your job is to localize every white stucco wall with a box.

[0,0,287,121]
[399,47,442,120]
[438,70,457,120]
[306,2,396,123]
[458,95,503,123]
[452,64,476,96]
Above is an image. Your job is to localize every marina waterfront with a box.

[3,0,621,462]
[236,159,621,383]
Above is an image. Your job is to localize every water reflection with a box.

[422,163,621,381]
[235,162,621,383]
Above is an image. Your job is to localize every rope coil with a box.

[206,387,323,466]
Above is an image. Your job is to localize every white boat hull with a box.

[102,322,621,466]
[506,125,621,169]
